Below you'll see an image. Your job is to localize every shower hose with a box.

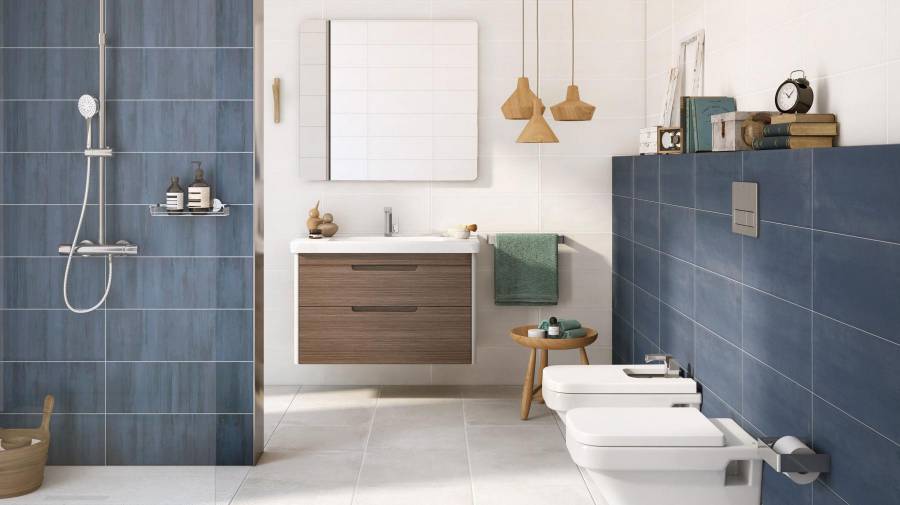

[63,156,113,314]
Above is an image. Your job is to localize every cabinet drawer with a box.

[298,306,471,364]
[298,255,471,307]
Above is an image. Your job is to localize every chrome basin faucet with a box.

[644,353,682,376]
[384,207,394,237]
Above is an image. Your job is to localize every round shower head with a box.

[77,95,98,119]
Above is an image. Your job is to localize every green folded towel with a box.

[539,319,582,331]
[493,233,558,306]
[563,328,587,339]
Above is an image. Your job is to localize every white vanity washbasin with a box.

[290,235,481,254]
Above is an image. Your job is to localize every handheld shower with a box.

[77,95,98,149]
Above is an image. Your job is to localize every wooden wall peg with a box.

[272,77,281,124]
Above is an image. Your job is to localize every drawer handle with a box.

[351,265,418,271]
[351,306,418,313]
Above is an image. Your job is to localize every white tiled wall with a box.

[645,0,900,146]
[264,0,645,385]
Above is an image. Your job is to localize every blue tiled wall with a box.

[0,0,254,465]
[612,146,900,505]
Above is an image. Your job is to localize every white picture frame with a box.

[675,30,705,107]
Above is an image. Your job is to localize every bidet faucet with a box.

[644,353,681,376]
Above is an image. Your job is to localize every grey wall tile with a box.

[813,231,900,344]
[813,315,900,442]
[634,155,659,201]
[107,204,252,257]
[108,153,253,205]
[633,244,659,297]
[108,257,252,309]
[106,101,252,152]
[742,149,812,227]
[811,484,845,505]
[1,48,96,99]
[699,388,740,424]
[743,222,812,307]
[107,310,252,362]
[813,398,900,505]
[633,288,659,344]
[1,0,97,47]
[106,0,252,48]
[813,145,900,243]
[2,101,84,152]
[634,332,661,360]
[741,355,811,440]
[216,414,254,465]
[694,267,741,346]
[633,199,659,249]
[660,254,693,316]
[107,414,216,465]
[659,303,693,370]
[696,152,740,214]
[0,154,97,204]
[761,466,812,505]
[1,204,98,256]
[695,210,741,280]
[1,362,104,413]
[611,156,633,197]
[108,48,252,100]
[659,154,694,207]
[612,273,633,323]
[0,309,104,361]
[0,257,106,309]
[659,204,694,262]
[694,324,741,412]
[742,287,811,388]
[216,362,253,413]
[612,313,634,364]
[0,414,105,465]
[612,234,633,281]
[612,195,632,239]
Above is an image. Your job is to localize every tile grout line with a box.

[349,387,380,504]
[461,392,477,505]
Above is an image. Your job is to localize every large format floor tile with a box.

[6,386,594,505]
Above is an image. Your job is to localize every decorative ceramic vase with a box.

[320,213,339,237]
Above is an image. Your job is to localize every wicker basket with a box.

[0,395,54,499]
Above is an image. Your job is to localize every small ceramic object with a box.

[320,213,339,237]
[528,328,546,338]
[447,229,470,239]
[306,200,323,233]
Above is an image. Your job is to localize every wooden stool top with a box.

[509,325,597,350]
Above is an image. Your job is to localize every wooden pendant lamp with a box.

[550,0,595,121]
[501,0,540,120]
[517,0,558,143]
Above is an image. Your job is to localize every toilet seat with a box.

[567,407,724,447]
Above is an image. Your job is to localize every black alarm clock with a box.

[775,70,814,113]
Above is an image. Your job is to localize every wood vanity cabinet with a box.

[296,253,473,364]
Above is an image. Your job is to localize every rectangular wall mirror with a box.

[301,20,478,181]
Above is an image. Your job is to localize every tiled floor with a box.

[7,386,596,505]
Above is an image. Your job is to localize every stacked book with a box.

[752,114,838,150]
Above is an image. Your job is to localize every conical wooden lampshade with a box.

[517,98,558,143]
[502,77,542,120]
[551,84,595,121]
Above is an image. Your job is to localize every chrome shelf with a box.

[149,204,230,217]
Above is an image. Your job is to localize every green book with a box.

[752,136,833,150]
[682,97,737,153]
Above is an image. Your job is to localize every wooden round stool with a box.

[509,325,597,420]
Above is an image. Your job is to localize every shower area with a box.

[0,0,263,466]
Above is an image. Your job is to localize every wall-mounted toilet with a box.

[565,407,762,505]
[542,365,702,421]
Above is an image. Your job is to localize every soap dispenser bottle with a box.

[165,176,185,212]
[187,161,212,212]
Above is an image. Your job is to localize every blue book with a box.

[683,97,736,153]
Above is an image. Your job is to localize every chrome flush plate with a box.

[732,182,758,238]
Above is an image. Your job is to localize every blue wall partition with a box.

[612,146,900,505]
[0,0,255,465]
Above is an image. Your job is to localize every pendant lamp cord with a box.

[536,0,540,96]
[570,0,575,85]
[521,0,525,77]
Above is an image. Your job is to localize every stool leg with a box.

[579,347,590,365]
[536,349,549,403]
[521,349,537,420]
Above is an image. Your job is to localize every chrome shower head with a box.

[77,95,98,119]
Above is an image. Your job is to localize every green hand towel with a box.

[494,233,558,306]
[539,319,581,331]
[563,328,587,339]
